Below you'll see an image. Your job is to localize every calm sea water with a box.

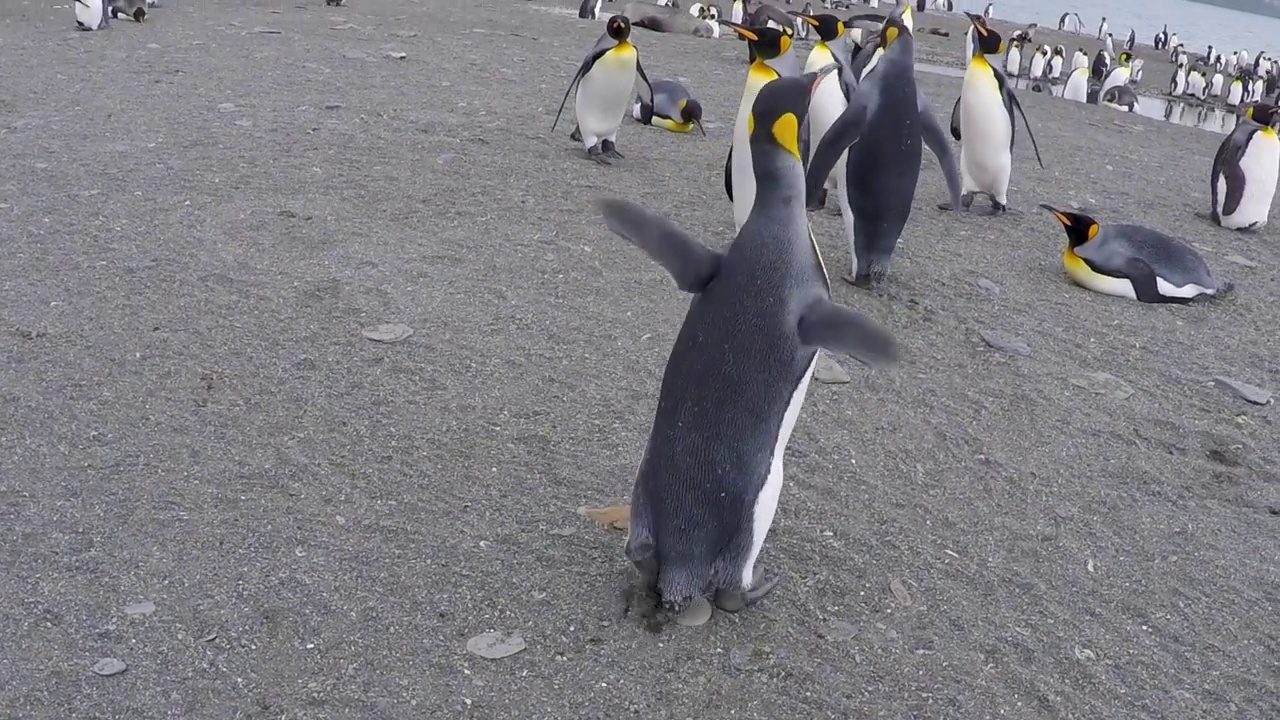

[949,0,1280,57]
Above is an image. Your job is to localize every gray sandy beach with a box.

[1,1,1276,718]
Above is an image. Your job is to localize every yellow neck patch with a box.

[1264,127,1278,138]
[772,112,800,159]
[1087,223,1099,241]
[883,26,899,46]
[746,112,754,136]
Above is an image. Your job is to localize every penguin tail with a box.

[655,563,711,614]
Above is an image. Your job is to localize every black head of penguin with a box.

[680,98,707,135]
[605,14,633,43]
[745,71,829,160]
[1245,102,1280,126]
[876,14,912,53]
[720,22,793,61]
[965,12,1004,56]
[1039,204,1100,250]
[789,12,844,44]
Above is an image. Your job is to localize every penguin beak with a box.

[1038,203,1072,227]
[721,21,759,42]
[788,12,820,28]
[694,119,707,136]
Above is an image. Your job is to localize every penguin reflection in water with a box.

[600,75,897,629]
[1040,205,1229,304]
[554,15,655,164]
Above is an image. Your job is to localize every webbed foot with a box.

[714,573,780,613]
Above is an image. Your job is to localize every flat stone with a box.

[123,600,156,616]
[976,278,1000,296]
[216,103,237,112]
[977,329,1031,357]
[729,644,775,672]
[813,353,851,384]
[818,620,861,641]
[674,597,712,627]
[91,658,127,676]
[466,632,526,660]
[1222,254,1258,268]
[1211,376,1273,405]
[1069,372,1135,400]
[361,323,413,343]
[385,51,408,60]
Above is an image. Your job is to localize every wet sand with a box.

[1,1,1276,718]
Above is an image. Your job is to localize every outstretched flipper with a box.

[724,147,734,202]
[949,95,962,141]
[796,297,898,366]
[805,86,873,209]
[920,91,963,212]
[598,198,724,293]
[1121,257,1195,305]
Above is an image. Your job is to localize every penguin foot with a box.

[587,146,612,165]
[843,273,874,290]
[601,140,625,159]
[714,574,780,613]
[569,126,582,143]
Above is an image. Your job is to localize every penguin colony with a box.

[71,1,1272,628]
[533,0,1268,629]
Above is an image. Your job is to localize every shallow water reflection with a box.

[915,63,1240,135]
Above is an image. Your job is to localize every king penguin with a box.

[109,0,147,22]
[632,79,707,135]
[1210,103,1280,231]
[604,74,898,626]
[791,12,851,208]
[73,0,109,30]
[553,15,655,165]
[1040,205,1228,304]
[578,0,601,20]
[723,22,796,231]
[1100,51,1133,98]
[1064,66,1089,102]
[805,14,962,289]
[947,14,1044,214]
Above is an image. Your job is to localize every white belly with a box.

[804,43,835,75]
[1066,254,1212,300]
[807,68,847,191]
[961,63,1013,198]
[1072,54,1087,70]
[75,0,104,28]
[732,68,775,230]
[1101,67,1129,96]
[1210,75,1224,95]
[1064,68,1089,101]
[1220,129,1280,229]
[1227,82,1243,105]
[741,355,817,588]
[575,47,638,145]
[1029,55,1046,78]
[1005,49,1020,75]
[730,2,743,23]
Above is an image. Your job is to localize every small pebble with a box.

[1211,376,1273,405]
[361,323,413,343]
[976,278,1000,296]
[674,598,713,627]
[889,578,913,606]
[323,103,345,110]
[1069,372,1134,400]
[1222,254,1258,268]
[216,103,237,112]
[819,620,860,642]
[813,353,851,384]
[234,120,253,127]
[123,600,156,616]
[977,329,1031,357]
[729,644,774,672]
[385,51,408,60]
[466,632,526,660]
[252,27,282,34]
[92,658,127,677]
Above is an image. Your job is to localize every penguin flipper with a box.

[1002,80,1046,169]
[597,198,723,293]
[949,95,962,141]
[551,35,618,132]
[724,147,734,202]
[1121,257,1194,305]
[797,298,897,366]
[919,91,963,212]
[634,57,655,110]
[805,89,871,208]
[1214,128,1250,218]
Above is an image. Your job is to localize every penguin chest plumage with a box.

[75,0,106,29]
[1218,127,1280,229]
[960,60,1012,194]
[1226,80,1243,105]
[1064,67,1088,101]
[1101,66,1129,96]
[575,43,639,142]
[1048,55,1063,78]
[806,47,848,189]
[731,63,779,230]
[1029,52,1046,78]
[1005,46,1021,76]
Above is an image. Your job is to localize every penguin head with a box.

[877,15,911,52]
[133,6,146,22]
[721,22,793,60]
[1039,205,1100,249]
[605,14,632,42]
[964,13,1003,56]
[745,68,834,162]
[789,12,844,43]
[1054,45,1065,57]
[1118,51,1133,66]
[1245,103,1280,127]
[679,98,707,136]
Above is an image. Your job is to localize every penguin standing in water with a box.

[607,75,897,628]
[1210,103,1280,230]
[791,11,851,208]
[947,13,1044,214]
[805,15,962,288]
[632,80,706,135]
[553,15,655,165]
[73,0,109,30]
[1040,205,1228,304]
[723,23,797,230]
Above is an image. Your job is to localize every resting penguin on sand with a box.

[109,0,147,22]
[603,74,898,629]
[554,15,655,165]
[1040,205,1229,304]
[805,14,962,290]
[632,79,706,134]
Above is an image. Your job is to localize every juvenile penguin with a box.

[552,15,655,165]
[73,0,109,30]
[792,12,850,206]
[109,0,146,22]
[947,14,1044,214]
[1210,103,1280,230]
[632,79,707,134]
[805,15,963,288]
[606,75,897,625]
[1040,205,1228,304]
[723,22,795,230]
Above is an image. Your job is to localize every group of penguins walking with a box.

[549,0,1269,627]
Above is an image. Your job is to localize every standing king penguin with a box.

[805,15,962,289]
[553,15,655,165]
[74,0,109,30]
[791,12,851,209]
[723,23,796,231]
[947,13,1044,214]
[603,74,897,625]
[1210,103,1280,230]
